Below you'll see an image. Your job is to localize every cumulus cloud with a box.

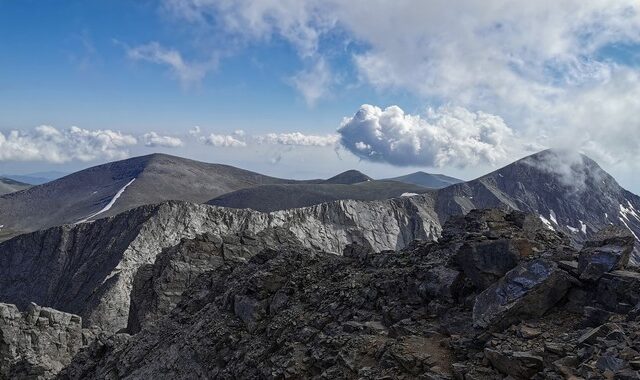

[126,41,216,87]
[158,0,640,165]
[0,126,137,163]
[338,104,514,167]
[257,132,339,147]
[202,132,247,147]
[142,132,184,148]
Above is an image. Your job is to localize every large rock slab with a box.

[0,303,100,379]
[578,226,635,281]
[473,259,573,330]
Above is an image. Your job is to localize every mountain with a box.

[6,209,639,379]
[389,171,463,188]
[0,197,440,332]
[324,169,372,184]
[207,180,431,212]
[1,148,640,336]
[0,177,31,196]
[0,153,292,240]
[2,171,67,185]
[435,149,640,251]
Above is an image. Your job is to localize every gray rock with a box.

[578,226,635,281]
[473,259,573,330]
[419,266,463,301]
[456,239,524,289]
[0,303,100,379]
[0,197,441,333]
[484,348,543,379]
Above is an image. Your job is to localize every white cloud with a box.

[257,132,339,147]
[126,41,216,87]
[0,126,137,163]
[202,132,247,147]
[338,104,514,167]
[142,132,184,148]
[159,0,640,165]
[188,126,201,137]
[289,58,333,106]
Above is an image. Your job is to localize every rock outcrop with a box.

[0,197,440,333]
[578,225,635,281]
[0,303,100,379]
[0,208,636,379]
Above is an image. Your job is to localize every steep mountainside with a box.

[436,149,640,253]
[1,149,640,336]
[207,180,431,212]
[56,210,640,380]
[0,177,31,196]
[0,197,440,332]
[0,153,291,240]
[389,171,463,188]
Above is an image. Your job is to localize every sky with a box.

[1,1,640,190]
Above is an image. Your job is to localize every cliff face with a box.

[57,209,640,380]
[0,303,101,379]
[0,196,440,332]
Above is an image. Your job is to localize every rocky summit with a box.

[1,208,639,379]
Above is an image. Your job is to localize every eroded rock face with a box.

[473,259,573,330]
[0,197,440,333]
[128,228,303,334]
[578,225,635,281]
[59,244,461,379]
[0,303,100,379]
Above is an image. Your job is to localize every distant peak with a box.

[324,170,372,184]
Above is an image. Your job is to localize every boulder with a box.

[0,303,100,379]
[473,259,573,330]
[419,266,464,301]
[578,226,635,281]
[484,349,543,379]
[456,239,523,289]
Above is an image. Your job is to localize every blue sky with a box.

[2,1,640,190]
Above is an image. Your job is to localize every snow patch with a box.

[401,192,419,197]
[566,225,579,234]
[620,201,640,222]
[549,210,558,225]
[539,215,555,231]
[619,217,640,241]
[76,178,136,224]
[579,220,587,234]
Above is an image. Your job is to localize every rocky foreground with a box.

[2,209,640,379]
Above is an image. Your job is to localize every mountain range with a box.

[1,148,640,378]
[0,177,31,196]
[0,155,450,240]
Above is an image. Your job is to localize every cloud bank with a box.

[0,126,137,163]
[142,132,184,148]
[155,0,640,166]
[338,105,514,167]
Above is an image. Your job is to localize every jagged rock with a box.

[456,239,524,290]
[419,266,464,301]
[127,229,302,334]
[577,323,624,345]
[484,349,543,379]
[59,244,459,379]
[0,303,100,379]
[452,209,569,290]
[578,226,635,281]
[0,197,440,333]
[595,270,640,313]
[473,259,573,330]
